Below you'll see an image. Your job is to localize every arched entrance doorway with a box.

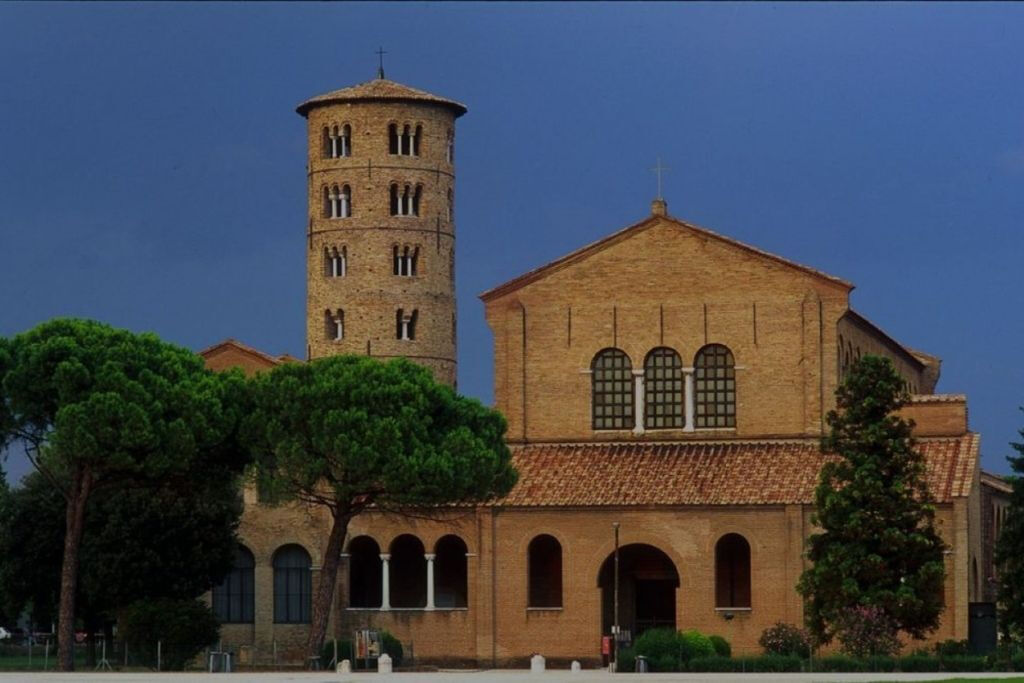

[598,543,679,638]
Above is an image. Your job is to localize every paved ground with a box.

[1,672,1022,682]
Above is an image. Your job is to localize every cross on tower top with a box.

[376,47,387,79]
[650,157,670,200]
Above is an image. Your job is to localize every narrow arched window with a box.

[412,185,422,216]
[715,533,751,608]
[528,535,562,608]
[592,348,633,430]
[413,124,422,156]
[388,123,399,155]
[341,124,352,157]
[694,344,736,428]
[325,246,346,277]
[273,544,311,623]
[348,536,382,608]
[322,127,332,158]
[434,535,468,608]
[390,183,399,216]
[390,534,426,608]
[340,184,351,218]
[212,544,255,623]
[325,309,344,341]
[322,186,331,218]
[397,308,418,340]
[644,347,683,429]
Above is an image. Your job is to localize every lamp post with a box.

[612,521,620,671]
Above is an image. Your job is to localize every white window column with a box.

[340,193,350,218]
[380,553,391,610]
[424,553,436,610]
[632,369,645,435]
[683,367,695,432]
[330,134,338,158]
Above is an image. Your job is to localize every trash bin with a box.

[635,655,649,673]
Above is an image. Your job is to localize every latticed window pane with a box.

[644,347,683,429]
[591,349,634,430]
[213,545,255,623]
[694,344,736,428]
[273,545,311,623]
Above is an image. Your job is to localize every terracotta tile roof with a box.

[297,78,467,117]
[498,435,978,507]
[479,211,853,303]
[197,338,287,367]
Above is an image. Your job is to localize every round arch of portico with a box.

[589,531,687,588]
[375,527,476,557]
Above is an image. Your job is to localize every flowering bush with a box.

[835,605,902,658]
[758,622,811,658]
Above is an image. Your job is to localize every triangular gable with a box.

[479,211,853,303]
[198,338,289,376]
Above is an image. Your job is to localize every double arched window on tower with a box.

[324,185,351,219]
[324,246,347,278]
[389,123,422,156]
[323,124,352,158]
[591,344,736,431]
[390,184,422,216]
[325,309,344,341]
[393,245,419,276]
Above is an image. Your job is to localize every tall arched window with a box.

[388,123,399,155]
[715,533,751,608]
[390,534,427,608]
[434,535,468,608]
[401,124,412,155]
[212,544,254,623]
[644,347,683,429]
[413,124,422,156]
[273,544,311,623]
[348,536,382,608]
[694,344,736,428]
[592,349,633,430]
[528,535,562,608]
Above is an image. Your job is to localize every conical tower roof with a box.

[296,77,467,117]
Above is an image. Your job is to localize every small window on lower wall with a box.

[212,545,255,623]
[715,533,751,608]
[273,544,312,623]
[528,534,562,608]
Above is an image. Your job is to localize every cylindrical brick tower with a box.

[297,76,466,386]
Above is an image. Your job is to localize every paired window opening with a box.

[527,534,563,608]
[325,309,344,341]
[325,246,347,277]
[393,245,419,277]
[644,347,684,429]
[212,545,255,624]
[273,544,312,623]
[324,184,352,219]
[591,348,634,430]
[694,344,736,428]
[396,308,418,341]
[389,123,422,156]
[390,183,422,216]
[324,124,352,158]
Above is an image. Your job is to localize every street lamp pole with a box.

[612,521,620,671]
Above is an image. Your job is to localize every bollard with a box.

[530,654,546,673]
[378,653,393,673]
[571,660,581,673]
[338,659,351,673]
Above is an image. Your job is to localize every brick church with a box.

[199,74,1010,667]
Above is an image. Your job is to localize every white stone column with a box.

[424,553,436,610]
[632,369,645,435]
[683,368,695,432]
[380,553,391,611]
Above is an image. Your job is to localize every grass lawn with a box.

[0,654,89,670]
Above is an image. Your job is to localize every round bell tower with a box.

[297,74,466,386]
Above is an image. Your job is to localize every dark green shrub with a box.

[632,628,682,671]
[897,654,941,672]
[938,654,987,672]
[814,655,865,672]
[119,598,219,671]
[616,645,635,672]
[747,654,802,672]
[934,639,970,657]
[679,629,715,660]
[708,634,731,658]
[320,639,354,668]
[689,656,741,672]
[758,622,811,658]
[381,630,403,668]
[651,654,676,672]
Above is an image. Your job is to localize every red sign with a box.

[601,636,612,655]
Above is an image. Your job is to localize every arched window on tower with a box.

[273,544,312,623]
[341,124,351,157]
[390,183,399,216]
[325,246,347,278]
[447,188,453,222]
[212,544,255,623]
[694,344,736,428]
[434,535,468,608]
[325,309,344,341]
[388,123,399,155]
[393,245,418,276]
[413,124,422,156]
[412,185,422,216]
[396,308,418,341]
[322,127,332,158]
[644,347,683,429]
[715,533,751,608]
[401,124,412,156]
[592,348,634,430]
[528,534,562,608]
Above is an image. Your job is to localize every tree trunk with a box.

[306,510,351,660]
[57,466,92,671]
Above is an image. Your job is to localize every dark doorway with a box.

[598,543,679,638]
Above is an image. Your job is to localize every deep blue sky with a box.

[2,3,1022,481]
